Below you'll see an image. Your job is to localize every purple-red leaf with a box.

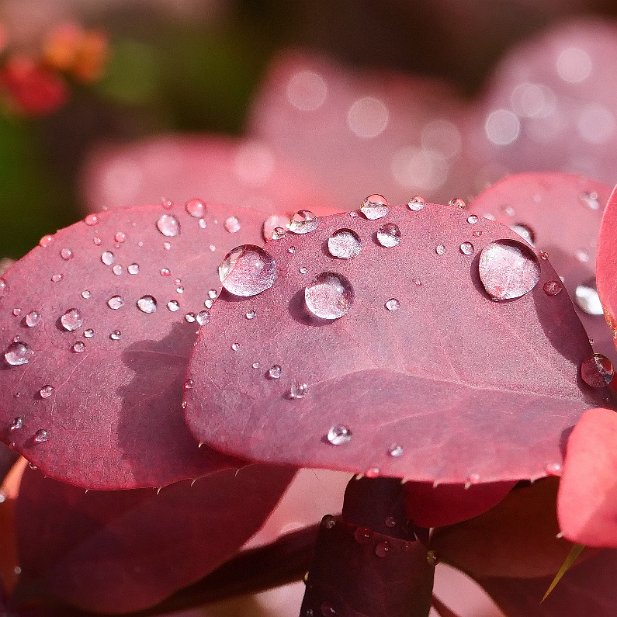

[185,202,604,483]
[0,202,271,489]
[14,464,294,614]
[471,173,613,358]
[558,407,617,547]
[597,184,617,342]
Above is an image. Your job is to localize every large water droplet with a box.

[327,229,362,259]
[25,311,41,327]
[575,282,603,315]
[60,308,83,332]
[305,272,354,320]
[289,210,318,234]
[580,353,614,387]
[478,240,541,300]
[137,295,157,314]
[156,214,180,237]
[361,194,389,220]
[185,198,206,218]
[376,223,401,248]
[107,296,124,310]
[4,342,33,366]
[219,245,276,297]
[327,425,352,446]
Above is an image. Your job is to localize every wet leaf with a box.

[185,203,604,483]
[0,201,270,489]
[15,464,294,614]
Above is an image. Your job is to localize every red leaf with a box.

[597,184,617,341]
[81,136,338,217]
[0,202,271,489]
[184,202,604,483]
[558,407,617,547]
[478,549,617,617]
[471,173,614,359]
[403,481,515,528]
[15,464,294,614]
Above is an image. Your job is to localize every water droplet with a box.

[305,272,354,320]
[167,300,180,312]
[479,240,541,301]
[375,541,391,558]
[467,215,479,224]
[101,251,114,266]
[288,246,296,254]
[327,229,362,259]
[575,282,603,315]
[327,425,352,446]
[252,362,260,369]
[39,235,54,248]
[435,244,446,255]
[387,444,404,457]
[354,527,373,544]
[34,429,49,443]
[84,214,99,226]
[543,280,563,296]
[289,382,309,399]
[245,310,256,320]
[376,223,401,248]
[407,195,425,211]
[84,329,94,338]
[299,267,308,274]
[72,341,85,353]
[219,245,276,297]
[156,214,180,237]
[51,273,63,283]
[107,296,124,310]
[114,232,126,243]
[545,462,562,475]
[268,365,282,379]
[60,308,83,332]
[25,311,41,327]
[579,190,600,210]
[385,298,400,311]
[184,379,194,390]
[502,205,516,217]
[12,308,21,317]
[581,353,614,387]
[426,550,439,566]
[128,263,140,275]
[460,242,474,256]
[10,417,23,431]
[224,216,241,233]
[39,385,54,399]
[196,310,210,326]
[361,194,389,220]
[112,264,123,276]
[511,223,535,245]
[231,342,240,352]
[272,227,287,240]
[198,219,207,229]
[186,198,206,218]
[208,289,218,300]
[176,286,184,294]
[204,299,213,309]
[60,248,73,260]
[385,516,397,528]
[185,312,196,323]
[289,210,318,234]
[137,295,157,314]
[81,290,91,299]
[365,466,380,478]
[321,514,336,529]
[93,237,102,246]
[449,197,467,209]
[110,330,122,341]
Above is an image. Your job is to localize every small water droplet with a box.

[365,466,380,478]
[289,382,309,399]
[84,328,94,338]
[84,214,99,226]
[208,289,218,300]
[288,246,296,254]
[299,267,308,274]
[196,310,210,326]
[435,244,446,255]
[543,280,563,296]
[110,330,122,341]
[327,229,362,259]
[305,272,354,320]
[60,308,83,331]
[60,248,73,260]
[502,205,516,217]
[449,197,467,209]
[479,240,541,301]
[81,290,91,299]
[39,235,54,248]
[387,444,404,457]
[25,311,41,327]
[460,242,474,256]
[12,308,21,317]
[268,365,282,379]
[376,223,401,248]
[128,263,140,275]
[375,541,391,558]
[137,295,157,314]
[321,514,336,529]
[165,242,173,250]
[39,385,54,399]
[160,268,171,277]
[224,216,241,233]
[385,298,400,311]
[465,473,481,487]
[10,417,23,431]
[101,251,114,266]
[545,462,562,475]
[184,379,194,390]
[176,286,184,294]
[34,429,49,443]
[72,341,86,353]
[511,223,535,245]
[93,237,102,246]
[289,210,319,234]
[204,299,213,309]
[219,245,276,297]
[112,264,123,276]
[185,312,196,323]
[156,214,180,237]
[231,342,240,352]
[361,194,389,220]
[114,232,126,243]
[167,300,180,312]
[581,353,614,387]
[186,198,206,218]
[245,310,256,320]
[252,362,260,369]
[407,195,425,211]
[467,215,479,224]
[51,273,63,283]
[385,516,397,528]
[198,219,207,229]
[575,282,603,315]
[327,425,352,446]
[579,191,600,210]
[107,296,124,310]
[354,527,373,544]
[272,227,287,240]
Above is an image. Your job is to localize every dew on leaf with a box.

[327,228,362,259]
[156,214,180,237]
[376,223,401,248]
[289,382,309,399]
[361,194,389,220]
[326,425,352,446]
[219,245,276,297]
[580,353,614,387]
[101,251,114,266]
[268,365,282,379]
[12,308,21,317]
[107,296,124,310]
[478,240,541,301]
[407,195,425,212]
[60,308,83,332]
[305,272,354,320]
[575,282,603,315]
[252,362,260,369]
[137,295,157,314]
[385,298,400,311]
[460,242,474,256]
[24,311,41,327]
[185,198,206,218]
[543,280,563,296]
[184,379,194,390]
[198,219,207,229]
[39,385,54,399]
[34,429,49,443]
[289,210,318,234]
[4,342,32,366]
[299,267,308,274]
[545,462,563,475]
[0,278,6,295]
[263,214,290,240]
[224,216,241,233]
[208,289,218,300]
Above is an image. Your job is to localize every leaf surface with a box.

[185,203,605,483]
